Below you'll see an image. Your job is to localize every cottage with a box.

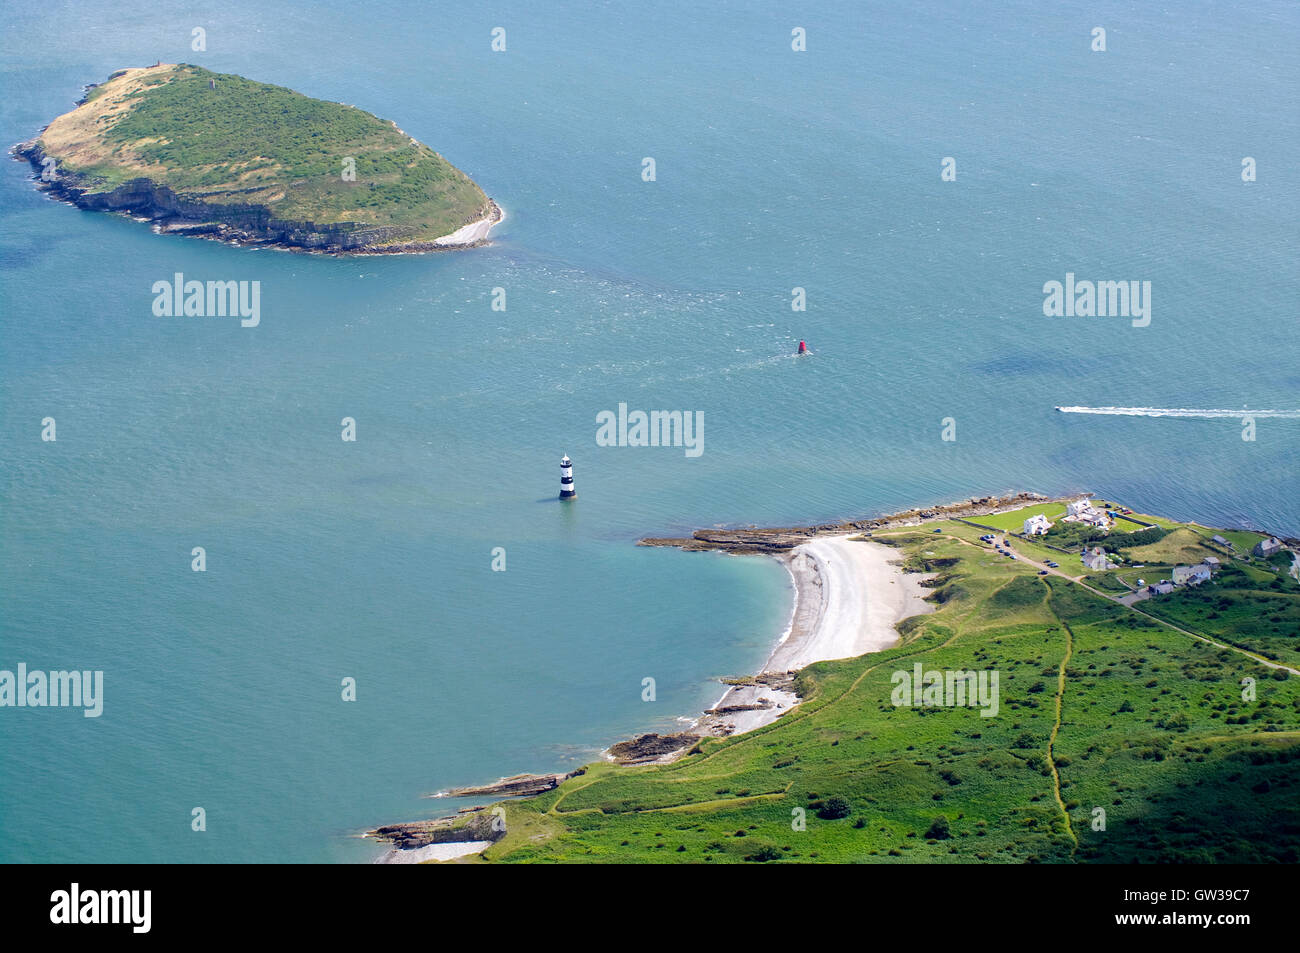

[1254,537,1283,557]
[1172,565,1211,587]
[1201,556,1220,569]
[1153,581,1175,595]
[1082,546,1109,571]
[1066,499,1094,518]
[1023,514,1052,536]
[1211,534,1231,548]
[1065,498,1109,528]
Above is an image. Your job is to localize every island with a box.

[368,494,1299,864]
[12,64,501,253]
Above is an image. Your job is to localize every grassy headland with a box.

[441,506,1298,863]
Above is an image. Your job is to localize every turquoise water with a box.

[1,1,1296,862]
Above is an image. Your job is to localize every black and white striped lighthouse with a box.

[559,454,576,500]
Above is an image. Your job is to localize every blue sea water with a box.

[1,0,1296,862]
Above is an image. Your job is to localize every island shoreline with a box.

[11,138,505,255]
[11,62,503,256]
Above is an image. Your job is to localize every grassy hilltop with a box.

[29,64,492,246]
[464,514,1299,864]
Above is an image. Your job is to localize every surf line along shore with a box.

[365,492,1059,860]
[624,529,940,753]
[612,491,1065,755]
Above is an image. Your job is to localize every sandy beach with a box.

[769,536,934,669]
[377,534,938,856]
[433,201,504,246]
[691,535,934,738]
[374,840,493,864]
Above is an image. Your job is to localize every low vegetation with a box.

[1140,564,1300,667]
[38,64,489,243]
[466,515,1298,863]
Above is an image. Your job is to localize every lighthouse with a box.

[559,454,576,500]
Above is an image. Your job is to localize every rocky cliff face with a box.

[12,139,496,254]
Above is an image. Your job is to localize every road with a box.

[965,533,1300,676]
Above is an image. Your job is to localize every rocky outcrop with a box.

[433,770,582,799]
[606,732,700,764]
[367,810,502,850]
[704,701,774,715]
[639,492,1058,553]
[11,138,499,254]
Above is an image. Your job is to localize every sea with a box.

[1,0,1296,862]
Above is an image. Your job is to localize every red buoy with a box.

[797,340,807,354]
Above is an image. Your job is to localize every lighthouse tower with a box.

[559,454,576,500]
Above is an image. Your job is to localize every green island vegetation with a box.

[453,509,1298,863]
[33,64,490,243]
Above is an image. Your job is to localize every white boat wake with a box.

[1056,406,1300,419]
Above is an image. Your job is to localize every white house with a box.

[1023,514,1052,536]
[1172,565,1211,587]
[1082,547,1109,571]
[1254,537,1283,557]
[1066,499,1094,518]
[1065,498,1109,528]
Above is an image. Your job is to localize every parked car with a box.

[1038,570,1048,575]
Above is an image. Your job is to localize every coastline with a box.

[630,493,1080,748]
[432,200,504,247]
[12,63,504,257]
[11,139,504,256]
[685,535,936,741]
[366,488,1300,860]
[374,840,494,864]
[366,498,994,859]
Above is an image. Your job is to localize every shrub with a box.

[817,797,852,820]
[925,816,952,840]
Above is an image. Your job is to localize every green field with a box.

[975,503,1066,532]
[1120,527,1218,565]
[40,64,490,243]
[459,519,1299,864]
[1190,525,1267,553]
[1140,564,1300,668]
